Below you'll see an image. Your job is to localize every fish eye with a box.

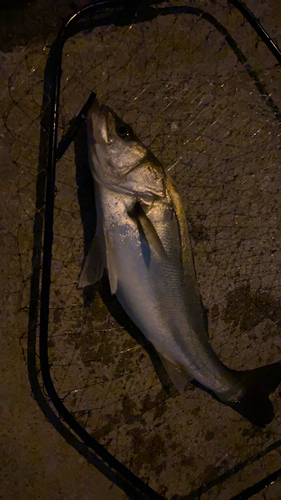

[116,122,132,140]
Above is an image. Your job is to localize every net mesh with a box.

[11,1,281,498]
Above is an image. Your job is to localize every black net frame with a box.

[27,1,281,499]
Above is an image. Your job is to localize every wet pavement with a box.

[1,1,281,499]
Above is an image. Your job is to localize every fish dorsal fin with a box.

[165,174,208,333]
[104,228,118,295]
[128,202,167,261]
[165,174,200,293]
[78,223,105,289]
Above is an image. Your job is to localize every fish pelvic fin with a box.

[104,228,118,295]
[78,230,105,288]
[225,361,281,427]
[159,355,191,393]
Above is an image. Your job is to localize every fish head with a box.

[87,100,148,187]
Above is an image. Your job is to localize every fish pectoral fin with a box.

[159,355,191,393]
[128,202,167,260]
[104,228,118,295]
[78,233,105,289]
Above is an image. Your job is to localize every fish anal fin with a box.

[159,354,191,394]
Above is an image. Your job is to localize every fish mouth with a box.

[88,99,111,144]
[89,99,112,120]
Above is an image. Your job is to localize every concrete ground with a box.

[1,1,281,499]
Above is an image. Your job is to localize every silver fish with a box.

[80,100,281,426]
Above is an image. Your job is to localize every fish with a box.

[79,99,281,427]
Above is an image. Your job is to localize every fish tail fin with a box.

[227,361,281,427]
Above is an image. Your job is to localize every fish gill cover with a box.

[9,0,281,498]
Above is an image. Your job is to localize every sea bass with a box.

[80,100,281,427]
